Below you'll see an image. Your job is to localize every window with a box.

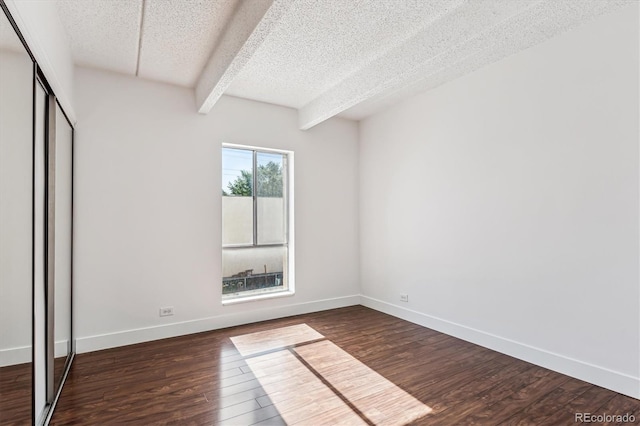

[221,145,293,302]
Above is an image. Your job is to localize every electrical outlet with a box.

[400,294,409,302]
[159,306,174,317]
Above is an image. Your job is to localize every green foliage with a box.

[256,161,283,197]
[225,170,253,196]
[225,161,283,197]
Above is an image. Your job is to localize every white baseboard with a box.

[73,293,639,400]
[75,295,360,354]
[361,295,640,400]
[0,345,31,367]
[0,340,71,367]
[55,340,69,358]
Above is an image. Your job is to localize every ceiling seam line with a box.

[135,0,146,76]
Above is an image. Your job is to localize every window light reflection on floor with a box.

[230,323,324,356]
[229,324,432,425]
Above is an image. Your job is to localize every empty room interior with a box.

[1,0,639,424]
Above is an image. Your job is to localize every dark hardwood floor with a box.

[50,306,639,425]
[0,362,31,426]
[0,354,70,425]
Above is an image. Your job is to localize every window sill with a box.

[222,290,295,306]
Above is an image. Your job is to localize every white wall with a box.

[359,4,639,399]
[73,67,360,352]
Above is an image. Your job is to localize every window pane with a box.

[222,148,253,196]
[222,196,253,245]
[222,246,287,298]
[256,152,285,244]
[222,148,253,245]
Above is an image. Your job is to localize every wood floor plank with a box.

[499,376,596,425]
[503,386,584,425]
[418,362,531,418]
[459,371,570,425]
[231,324,325,356]
[531,385,620,425]
[243,349,364,425]
[253,414,288,425]
[219,405,281,426]
[218,399,262,422]
[289,404,368,426]
[0,362,31,426]
[294,341,431,425]
[599,394,640,425]
[47,306,636,425]
[217,386,269,410]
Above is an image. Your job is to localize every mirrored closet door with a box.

[0,3,75,424]
[34,74,48,425]
[0,7,34,425]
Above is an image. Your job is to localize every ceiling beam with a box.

[298,0,630,130]
[296,0,516,130]
[195,0,293,114]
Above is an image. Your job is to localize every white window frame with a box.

[221,143,294,304]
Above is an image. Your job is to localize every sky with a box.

[222,148,252,192]
[222,148,283,193]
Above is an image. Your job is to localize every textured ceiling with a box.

[138,0,239,87]
[56,0,142,75]
[56,0,239,87]
[225,0,464,109]
[53,0,635,128]
[337,0,637,121]
[195,0,294,113]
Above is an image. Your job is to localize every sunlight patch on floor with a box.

[246,350,366,425]
[295,340,432,425]
[230,324,432,425]
[230,323,324,356]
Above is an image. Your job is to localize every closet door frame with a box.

[45,94,76,425]
[42,72,56,405]
[36,67,76,425]
[33,73,49,424]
